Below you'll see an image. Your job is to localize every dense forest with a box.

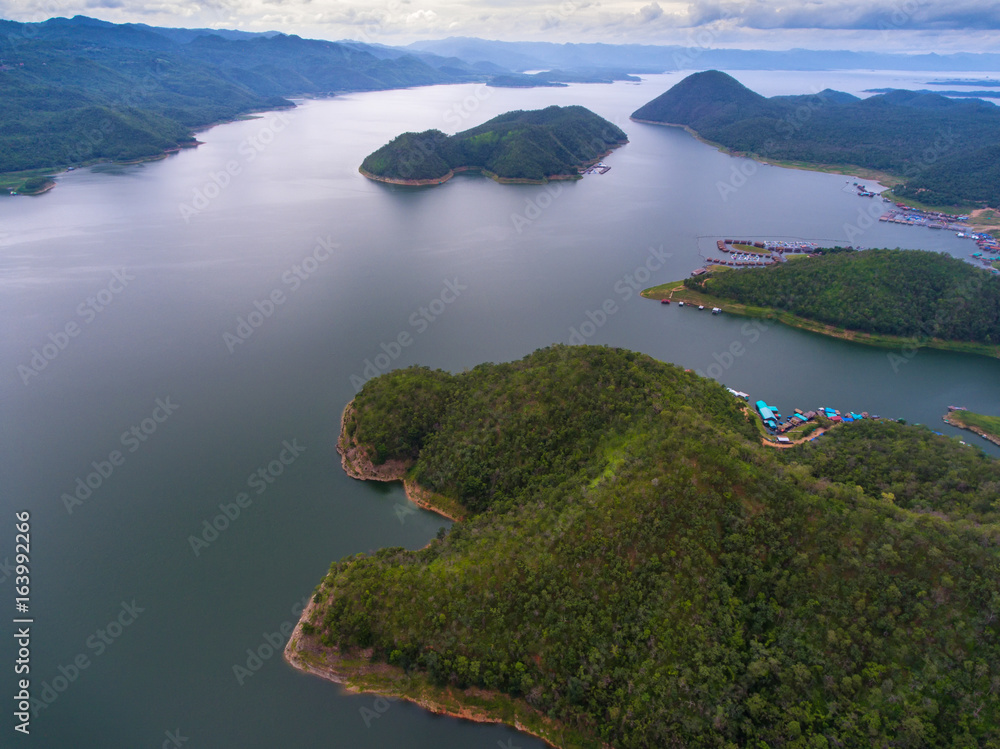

[0,16,487,174]
[293,345,1000,748]
[360,106,627,183]
[631,70,1000,208]
[684,249,1000,344]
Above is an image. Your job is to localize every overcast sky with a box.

[2,0,998,52]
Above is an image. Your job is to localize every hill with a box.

[631,71,1000,208]
[682,249,1000,351]
[286,345,1000,748]
[359,106,627,184]
[0,16,482,179]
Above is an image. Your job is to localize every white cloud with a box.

[0,0,997,50]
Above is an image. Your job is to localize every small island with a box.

[644,248,1000,358]
[287,345,1000,748]
[359,106,628,185]
[631,70,1000,211]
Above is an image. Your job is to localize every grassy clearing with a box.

[729,243,771,256]
[948,410,1000,442]
[0,167,59,193]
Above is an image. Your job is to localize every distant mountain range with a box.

[631,70,1000,208]
[408,36,1000,73]
[4,16,1000,184]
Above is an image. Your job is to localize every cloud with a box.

[687,0,1000,31]
[1,0,998,48]
[638,1,663,23]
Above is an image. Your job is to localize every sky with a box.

[1,0,999,53]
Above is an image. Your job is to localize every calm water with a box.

[2,70,998,748]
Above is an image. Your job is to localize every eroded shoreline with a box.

[282,400,572,748]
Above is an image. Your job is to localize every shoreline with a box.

[337,401,465,521]
[360,140,626,188]
[283,401,578,748]
[641,280,1000,359]
[359,165,580,187]
[283,598,566,749]
[943,413,1000,447]
[1,103,294,196]
[629,118,904,189]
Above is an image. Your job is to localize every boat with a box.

[948,405,967,412]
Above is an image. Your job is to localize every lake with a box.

[1,69,998,747]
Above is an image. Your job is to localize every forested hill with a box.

[290,345,1000,748]
[631,70,1000,207]
[685,249,1000,345]
[359,106,627,183]
[0,16,482,174]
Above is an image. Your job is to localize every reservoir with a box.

[1,70,997,747]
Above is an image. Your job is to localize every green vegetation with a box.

[360,106,627,183]
[15,175,54,194]
[297,345,1000,748]
[946,410,1000,445]
[632,70,1000,208]
[0,16,479,177]
[684,249,1000,347]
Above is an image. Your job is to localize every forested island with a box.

[286,345,1000,748]
[656,249,1000,357]
[631,70,1000,208]
[359,106,627,185]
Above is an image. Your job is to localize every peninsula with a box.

[944,409,1000,447]
[359,106,627,185]
[631,70,1000,209]
[287,345,1000,748]
[645,249,1000,358]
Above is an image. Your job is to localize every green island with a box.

[644,249,1000,359]
[286,345,1000,748]
[944,409,1000,448]
[630,70,1000,209]
[359,106,627,185]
